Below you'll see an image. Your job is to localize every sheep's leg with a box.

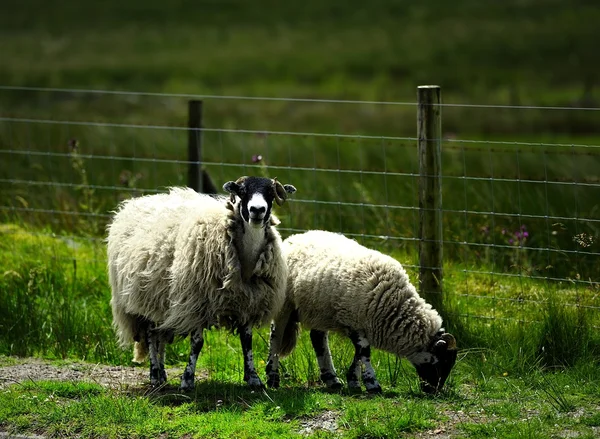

[147,325,167,386]
[310,330,342,389]
[239,325,264,389]
[157,331,168,384]
[181,329,204,391]
[346,332,362,390]
[347,332,382,393]
[266,322,281,388]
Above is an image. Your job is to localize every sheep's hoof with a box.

[346,380,362,394]
[366,385,383,394]
[246,375,265,391]
[266,375,280,389]
[180,379,195,392]
[150,368,167,387]
[321,371,342,390]
[325,380,343,391]
[347,379,361,389]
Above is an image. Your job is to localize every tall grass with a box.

[1,222,597,381]
[0,0,598,396]
[2,120,599,281]
[0,224,122,362]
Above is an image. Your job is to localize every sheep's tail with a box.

[133,340,149,363]
[131,315,152,363]
[111,303,150,363]
[273,301,300,358]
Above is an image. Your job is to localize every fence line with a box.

[1,85,599,330]
[3,200,599,251]
[2,85,600,111]
[2,116,599,150]
[0,116,417,142]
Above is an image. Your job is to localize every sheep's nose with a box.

[250,206,266,215]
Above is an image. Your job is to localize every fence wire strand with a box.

[1,86,599,329]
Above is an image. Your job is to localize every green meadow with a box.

[0,223,599,438]
[1,0,599,437]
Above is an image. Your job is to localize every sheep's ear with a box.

[270,214,281,226]
[222,181,239,194]
[283,184,297,194]
[223,181,240,203]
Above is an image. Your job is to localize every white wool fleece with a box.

[107,187,287,348]
[282,230,443,356]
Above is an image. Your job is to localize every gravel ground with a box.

[0,357,157,390]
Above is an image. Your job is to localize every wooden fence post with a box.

[417,85,443,311]
[188,100,203,192]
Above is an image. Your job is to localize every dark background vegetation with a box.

[1,1,599,437]
[1,0,598,379]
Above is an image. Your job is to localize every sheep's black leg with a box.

[346,332,362,390]
[310,330,342,389]
[156,330,169,384]
[147,324,167,386]
[239,325,264,390]
[181,329,204,391]
[266,322,280,388]
[347,332,381,393]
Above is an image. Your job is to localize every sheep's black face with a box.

[409,332,457,394]
[223,176,296,228]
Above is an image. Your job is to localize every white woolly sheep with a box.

[266,230,457,394]
[107,176,296,390]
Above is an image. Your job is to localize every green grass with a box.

[1,0,598,109]
[1,2,599,436]
[1,0,599,137]
[0,360,599,438]
[1,0,599,282]
[0,225,599,437]
[2,126,599,281]
[2,223,598,367]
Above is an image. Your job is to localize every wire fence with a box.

[1,85,599,329]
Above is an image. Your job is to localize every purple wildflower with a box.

[252,154,263,163]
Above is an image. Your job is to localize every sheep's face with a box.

[223,176,296,229]
[408,332,457,394]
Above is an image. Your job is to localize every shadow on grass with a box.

[121,375,464,415]
[123,379,324,415]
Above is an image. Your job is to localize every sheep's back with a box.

[283,231,377,330]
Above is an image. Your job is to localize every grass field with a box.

[1,1,599,437]
[2,122,599,283]
[1,0,599,133]
[0,226,599,438]
[1,1,599,281]
[1,359,599,438]
[2,0,600,279]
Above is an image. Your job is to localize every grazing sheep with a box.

[266,230,457,394]
[107,176,296,390]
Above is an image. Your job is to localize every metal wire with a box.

[2,84,600,111]
[1,89,598,329]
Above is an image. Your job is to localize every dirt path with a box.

[0,357,181,390]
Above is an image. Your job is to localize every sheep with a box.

[107,176,297,390]
[265,230,457,394]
